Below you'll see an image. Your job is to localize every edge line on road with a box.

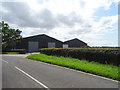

[2,60,8,63]
[14,66,51,90]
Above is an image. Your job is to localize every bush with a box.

[10,49,26,54]
[39,48,120,66]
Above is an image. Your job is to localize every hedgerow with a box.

[40,48,120,66]
[10,49,26,54]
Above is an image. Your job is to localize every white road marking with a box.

[14,66,51,90]
[2,60,8,63]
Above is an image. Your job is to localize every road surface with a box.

[1,54,119,89]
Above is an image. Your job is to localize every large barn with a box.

[16,34,88,52]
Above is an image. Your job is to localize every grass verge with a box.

[27,54,119,81]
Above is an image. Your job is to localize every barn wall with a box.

[16,35,63,52]
[16,35,88,52]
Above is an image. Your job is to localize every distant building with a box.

[63,38,87,48]
[16,34,88,52]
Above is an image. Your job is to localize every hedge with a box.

[40,48,120,66]
[10,49,26,54]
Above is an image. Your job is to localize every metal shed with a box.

[16,34,88,52]
[64,38,87,48]
[16,34,63,52]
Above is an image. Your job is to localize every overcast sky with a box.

[0,0,119,47]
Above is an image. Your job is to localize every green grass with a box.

[1,52,19,54]
[27,54,119,81]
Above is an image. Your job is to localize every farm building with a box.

[16,34,87,52]
[63,38,87,48]
[16,34,63,52]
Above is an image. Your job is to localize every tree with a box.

[0,21,22,50]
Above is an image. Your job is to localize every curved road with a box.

[1,54,119,89]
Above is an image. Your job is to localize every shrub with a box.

[39,48,120,66]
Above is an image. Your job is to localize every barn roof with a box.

[22,34,87,45]
[64,38,87,45]
[22,34,63,43]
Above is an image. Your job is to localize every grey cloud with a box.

[79,0,86,8]
[69,29,91,35]
[37,0,49,4]
[1,2,57,30]
[69,23,92,35]
[102,19,112,25]
[1,2,89,32]
[1,2,40,28]
[36,9,58,29]
[57,12,83,27]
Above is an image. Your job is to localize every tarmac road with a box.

[1,54,119,89]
